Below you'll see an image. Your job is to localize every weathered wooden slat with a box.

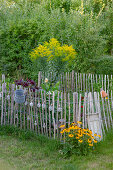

[4,83,7,125]
[41,90,45,134]
[1,83,4,125]
[97,92,105,136]
[8,84,11,125]
[49,92,51,137]
[10,84,15,125]
[72,70,74,92]
[44,91,48,136]
[56,91,59,138]
[68,93,70,127]
[38,91,43,134]
[78,94,81,123]
[73,92,76,122]
[64,92,66,127]
[107,90,113,128]
[101,94,108,131]
[52,92,55,139]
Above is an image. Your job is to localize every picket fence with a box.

[38,71,113,93]
[0,82,113,140]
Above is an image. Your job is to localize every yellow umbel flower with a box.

[68,134,74,138]
[78,139,83,143]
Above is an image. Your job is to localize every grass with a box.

[0,125,113,170]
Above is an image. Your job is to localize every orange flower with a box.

[94,134,97,136]
[89,143,93,146]
[68,134,74,138]
[60,130,64,134]
[77,121,82,124]
[94,139,97,143]
[59,125,65,128]
[76,136,79,139]
[88,139,92,144]
[78,139,83,143]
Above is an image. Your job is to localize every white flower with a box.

[45,78,48,83]
[7,95,10,100]
[30,102,33,107]
[42,103,45,109]
[37,103,41,108]
[49,105,53,111]
[25,101,28,105]
[58,107,62,112]
[27,116,30,120]
[48,91,51,95]
[34,120,37,126]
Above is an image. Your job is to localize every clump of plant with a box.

[41,78,60,94]
[59,122,101,157]
[15,79,41,92]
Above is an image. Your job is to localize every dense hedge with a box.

[0,0,112,79]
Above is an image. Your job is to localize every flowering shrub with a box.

[29,38,77,74]
[60,122,101,156]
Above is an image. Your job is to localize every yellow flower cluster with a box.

[60,121,101,147]
[29,38,77,63]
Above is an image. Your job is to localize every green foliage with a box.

[0,0,112,78]
[41,78,60,92]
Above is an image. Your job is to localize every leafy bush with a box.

[0,0,112,78]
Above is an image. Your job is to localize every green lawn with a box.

[0,126,113,170]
